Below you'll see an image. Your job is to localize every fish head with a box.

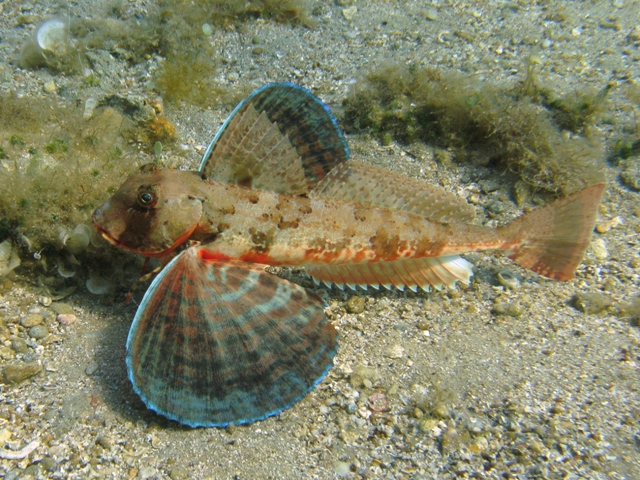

[92,164,204,257]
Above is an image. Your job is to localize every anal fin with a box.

[306,255,473,292]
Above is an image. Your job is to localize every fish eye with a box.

[137,191,157,208]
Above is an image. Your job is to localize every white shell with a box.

[62,224,92,255]
[86,275,113,295]
[36,18,67,55]
[0,239,21,277]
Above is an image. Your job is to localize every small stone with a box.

[342,6,357,21]
[492,302,523,317]
[416,320,431,331]
[346,296,365,314]
[0,428,11,446]
[57,313,77,325]
[96,435,113,449]
[469,436,488,454]
[0,322,10,341]
[51,303,75,315]
[43,80,56,93]
[383,344,404,359]
[40,457,56,471]
[170,466,190,480]
[138,467,157,479]
[201,23,213,36]
[0,346,14,359]
[418,418,438,434]
[595,216,623,233]
[368,393,388,412]
[38,296,52,307]
[85,362,99,376]
[11,337,29,354]
[3,362,42,383]
[432,402,450,419]
[424,7,438,21]
[590,238,608,259]
[513,181,532,206]
[20,313,44,327]
[572,292,612,314]
[334,461,351,477]
[29,325,49,339]
[83,97,98,120]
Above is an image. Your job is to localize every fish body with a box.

[92,83,604,427]
[94,162,603,289]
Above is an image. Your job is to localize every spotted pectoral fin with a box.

[127,246,338,428]
[310,161,476,223]
[199,83,349,194]
[306,255,473,292]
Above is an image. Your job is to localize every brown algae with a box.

[342,62,607,195]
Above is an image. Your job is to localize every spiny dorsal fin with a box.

[306,255,473,292]
[200,83,349,195]
[310,161,476,223]
[201,103,309,195]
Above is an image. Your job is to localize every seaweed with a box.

[342,62,606,195]
[0,93,166,254]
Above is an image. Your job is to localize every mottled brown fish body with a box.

[194,182,513,266]
[93,164,604,290]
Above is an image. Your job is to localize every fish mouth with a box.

[94,224,126,249]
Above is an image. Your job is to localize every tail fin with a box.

[503,183,605,281]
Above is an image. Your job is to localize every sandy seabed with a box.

[1,1,639,478]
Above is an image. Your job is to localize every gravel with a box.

[1,0,639,478]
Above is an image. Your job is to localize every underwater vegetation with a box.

[0,92,174,293]
[342,62,608,196]
[18,2,310,106]
[157,0,312,28]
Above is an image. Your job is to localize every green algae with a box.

[342,62,607,195]
[0,94,157,251]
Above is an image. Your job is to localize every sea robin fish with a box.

[92,83,604,427]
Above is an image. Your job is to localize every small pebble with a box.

[85,362,99,376]
[201,23,213,36]
[342,6,357,21]
[424,7,438,21]
[38,296,52,307]
[28,325,49,339]
[57,313,77,325]
[595,216,623,233]
[334,461,351,477]
[20,313,44,328]
[572,292,612,314]
[169,466,190,480]
[383,344,405,359]
[11,337,29,354]
[590,238,608,259]
[346,296,365,314]
[0,428,12,446]
[51,303,75,315]
[3,362,42,383]
[492,302,523,317]
[43,80,56,93]
[368,393,388,412]
[83,97,98,120]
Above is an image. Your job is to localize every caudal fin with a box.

[504,183,605,281]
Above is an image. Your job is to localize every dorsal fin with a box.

[310,161,476,223]
[200,83,349,195]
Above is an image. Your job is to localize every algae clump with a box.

[342,62,607,196]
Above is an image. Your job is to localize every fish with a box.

[92,82,605,427]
